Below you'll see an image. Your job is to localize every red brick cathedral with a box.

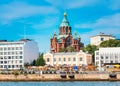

[50,12,84,53]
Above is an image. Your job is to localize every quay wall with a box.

[0,74,119,81]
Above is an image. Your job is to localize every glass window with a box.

[0,57,3,59]
[20,60,22,63]
[4,48,7,50]
[68,58,71,61]
[20,65,22,68]
[8,52,10,55]
[4,65,7,68]
[80,57,82,61]
[0,52,3,55]
[54,58,56,62]
[8,56,11,59]
[12,47,14,50]
[4,52,7,55]
[4,61,7,64]
[101,38,104,41]
[101,56,103,59]
[8,65,11,68]
[47,58,50,62]
[64,58,66,61]
[8,47,10,50]
[4,56,7,59]
[12,65,14,68]
[1,65,3,68]
[59,58,61,61]
[0,48,3,50]
[16,47,18,50]
[73,57,76,61]
[20,56,22,59]
[115,56,118,59]
[110,61,113,63]
[12,52,14,55]
[12,56,14,59]
[20,47,22,50]
[106,56,108,59]
[1,61,3,64]
[96,52,99,55]
[20,52,22,54]
[16,52,18,55]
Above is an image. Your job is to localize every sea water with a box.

[0,81,120,86]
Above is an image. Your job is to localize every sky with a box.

[0,0,120,52]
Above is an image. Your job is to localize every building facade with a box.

[95,47,120,71]
[50,12,84,53]
[44,51,92,66]
[0,39,39,70]
[90,33,115,46]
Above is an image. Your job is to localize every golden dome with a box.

[64,12,67,16]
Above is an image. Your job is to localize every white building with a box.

[95,47,120,71]
[44,51,92,66]
[90,33,115,46]
[0,39,39,70]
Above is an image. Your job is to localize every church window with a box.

[67,38,71,46]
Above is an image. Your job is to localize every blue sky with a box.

[0,0,120,52]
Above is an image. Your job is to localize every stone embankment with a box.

[0,74,120,81]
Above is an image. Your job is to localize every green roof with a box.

[73,32,80,40]
[57,35,68,39]
[60,12,70,27]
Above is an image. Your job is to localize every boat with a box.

[60,74,66,78]
[109,73,117,78]
[68,74,74,78]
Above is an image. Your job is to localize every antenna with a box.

[24,25,26,39]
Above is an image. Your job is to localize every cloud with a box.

[76,13,120,44]
[0,1,58,24]
[46,0,98,9]
[75,13,120,29]
[32,17,59,29]
[109,0,120,10]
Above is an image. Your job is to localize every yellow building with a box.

[43,51,92,66]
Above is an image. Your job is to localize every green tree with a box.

[32,60,36,66]
[59,48,66,52]
[100,39,120,47]
[66,46,75,52]
[86,44,98,63]
[36,53,45,66]
[24,63,30,68]
[13,70,19,78]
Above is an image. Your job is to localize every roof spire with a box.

[60,12,70,27]
[64,12,67,17]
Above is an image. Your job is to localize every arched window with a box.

[47,58,50,62]
[67,38,71,46]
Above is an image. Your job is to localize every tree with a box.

[100,39,120,47]
[24,63,30,68]
[59,48,66,52]
[31,60,36,66]
[13,70,19,78]
[36,53,45,66]
[66,46,75,52]
[85,44,98,63]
